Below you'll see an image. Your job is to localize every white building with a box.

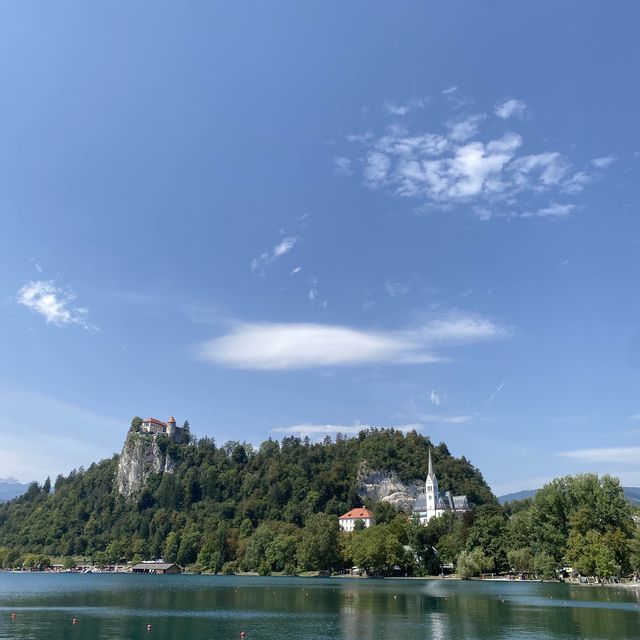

[412,448,470,525]
[338,508,375,532]
[141,416,184,442]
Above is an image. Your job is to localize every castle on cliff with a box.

[141,416,185,443]
[412,448,470,524]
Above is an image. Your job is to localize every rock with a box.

[356,461,423,514]
[116,431,176,498]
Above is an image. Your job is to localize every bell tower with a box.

[425,447,438,516]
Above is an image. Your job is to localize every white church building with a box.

[412,448,470,525]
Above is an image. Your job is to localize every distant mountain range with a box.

[0,478,30,503]
[499,487,640,506]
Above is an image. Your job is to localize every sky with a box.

[1,1,640,495]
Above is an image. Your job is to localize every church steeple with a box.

[425,446,439,515]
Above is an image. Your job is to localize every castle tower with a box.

[166,416,176,438]
[425,447,438,518]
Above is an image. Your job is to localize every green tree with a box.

[297,513,340,571]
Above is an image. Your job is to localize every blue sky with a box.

[2,2,640,495]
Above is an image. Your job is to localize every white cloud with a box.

[290,266,302,275]
[429,389,443,406]
[17,280,96,332]
[333,156,353,176]
[195,312,508,370]
[629,414,640,421]
[274,236,297,257]
[590,155,616,169]
[272,423,422,436]
[494,98,527,119]
[251,236,298,276]
[340,95,612,219]
[487,381,505,404]
[448,115,485,142]
[441,86,458,95]
[385,280,412,298]
[557,446,640,465]
[523,203,575,218]
[383,96,429,117]
[414,413,475,424]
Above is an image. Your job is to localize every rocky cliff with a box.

[356,461,424,513]
[116,431,176,498]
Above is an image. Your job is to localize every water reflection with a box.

[0,574,638,640]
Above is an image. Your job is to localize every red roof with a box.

[339,508,374,520]
[143,418,166,426]
[167,416,176,423]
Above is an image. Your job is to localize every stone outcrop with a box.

[116,431,176,498]
[356,461,423,514]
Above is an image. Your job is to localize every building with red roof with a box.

[338,508,375,532]
[141,416,185,442]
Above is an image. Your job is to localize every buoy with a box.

[72,617,78,624]
[146,624,152,632]
[240,632,246,638]
[11,613,16,621]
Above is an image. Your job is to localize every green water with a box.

[0,574,638,639]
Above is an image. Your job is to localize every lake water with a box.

[0,574,639,639]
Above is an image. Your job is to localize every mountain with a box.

[498,489,537,504]
[0,478,30,503]
[499,487,640,506]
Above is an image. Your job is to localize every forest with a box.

[0,425,638,579]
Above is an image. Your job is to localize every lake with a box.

[0,574,638,639]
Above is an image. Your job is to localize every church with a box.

[412,448,470,525]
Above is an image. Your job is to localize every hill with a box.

[0,478,30,503]
[0,427,494,571]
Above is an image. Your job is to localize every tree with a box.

[297,513,340,571]
[130,416,143,432]
[457,548,492,579]
[507,548,534,573]
[182,420,192,444]
[42,477,51,495]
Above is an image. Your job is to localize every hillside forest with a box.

[0,426,638,579]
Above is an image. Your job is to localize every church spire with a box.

[428,446,435,480]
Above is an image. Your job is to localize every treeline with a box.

[432,473,640,579]
[2,427,636,579]
[0,427,493,572]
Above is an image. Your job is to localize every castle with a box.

[412,448,470,524]
[141,416,185,443]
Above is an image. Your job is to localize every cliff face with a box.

[356,461,423,513]
[116,432,175,498]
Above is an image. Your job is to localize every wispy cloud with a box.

[557,446,640,465]
[589,155,616,169]
[195,312,508,370]
[272,423,422,436]
[413,412,475,424]
[251,236,298,277]
[429,389,444,406]
[333,156,353,176]
[487,381,505,404]
[524,203,575,218]
[17,280,96,332]
[290,266,302,276]
[338,93,612,219]
[494,98,527,119]
[383,96,429,117]
[0,387,123,481]
[441,86,458,95]
[385,280,412,298]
